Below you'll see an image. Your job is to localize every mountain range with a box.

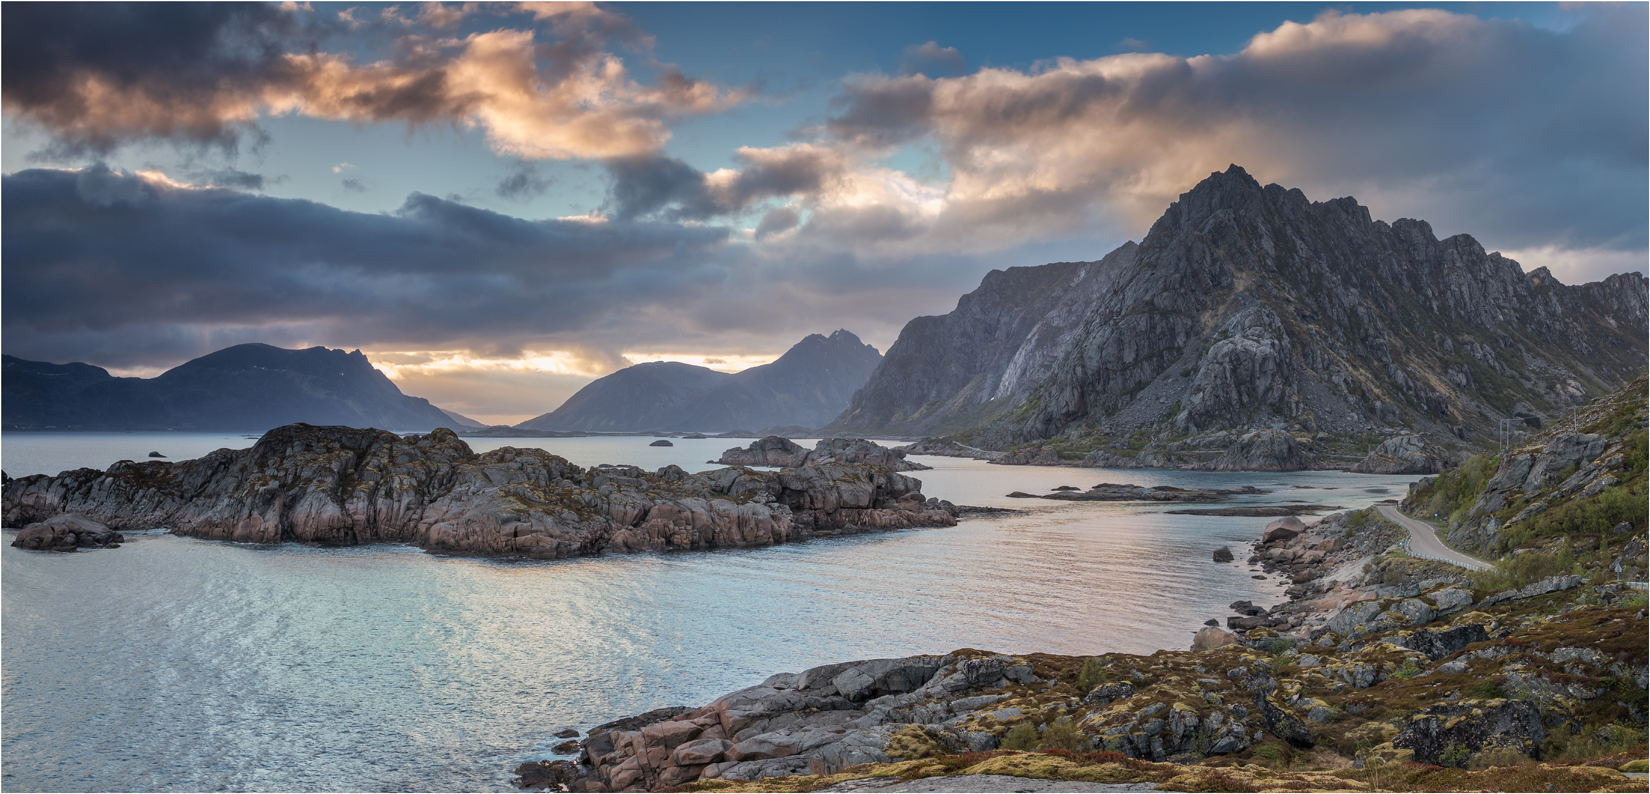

[828,165,1648,469]
[516,329,882,433]
[3,344,457,432]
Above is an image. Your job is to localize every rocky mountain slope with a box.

[1403,371,1647,569]
[519,330,882,433]
[829,166,1648,472]
[2,344,458,432]
[2,423,957,558]
[826,245,1136,438]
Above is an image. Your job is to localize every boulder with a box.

[1213,546,1235,563]
[1192,627,1242,652]
[1253,694,1314,747]
[1393,700,1545,767]
[1392,624,1489,661]
[10,513,124,551]
[1262,517,1306,543]
[718,436,809,467]
[1324,601,1386,638]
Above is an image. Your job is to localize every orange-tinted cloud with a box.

[1,3,739,159]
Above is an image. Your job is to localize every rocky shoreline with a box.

[3,424,959,558]
[990,430,1460,475]
[518,490,1647,792]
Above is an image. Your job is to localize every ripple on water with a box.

[1,437,1418,791]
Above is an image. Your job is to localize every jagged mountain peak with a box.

[831,169,1647,471]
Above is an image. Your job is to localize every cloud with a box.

[1,2,742,160]
[815,7,1648,256]
[603,143,851,220]
[2,165,734,369]
[191,167,277,191]
[341,177,368,193]
[899,41,965,76]
[495,162,555,201]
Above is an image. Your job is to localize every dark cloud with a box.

[340,177,368,193]
[193,167,277,191]
[754,207,801,240]
[496,163,554,201]
[1,3,318,155]
[604,145,845,221]
[898,41,965,76]
[2,166,731,368]
[1,2,740,160]
[825,75,936,149]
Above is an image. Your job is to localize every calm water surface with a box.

[1,433,1415,792]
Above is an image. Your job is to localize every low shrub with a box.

[1077,657,1107,692]
[1000,723,1039,752]
[1039,717,1088,752]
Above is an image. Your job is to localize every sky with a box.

[3,1,1646,425]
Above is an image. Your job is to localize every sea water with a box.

[1,433,1415,791]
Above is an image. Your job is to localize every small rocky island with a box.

[3,424,958,558]
[716,436,932,472]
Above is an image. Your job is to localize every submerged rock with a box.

[1213,546,1234,562]
[2,424,955,559]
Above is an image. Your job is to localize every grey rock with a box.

[1350,435,1458,475]
[2,425,957,559]
[1212,546,1234,562]
[1393,700,1545,768]
[10,513,124,551]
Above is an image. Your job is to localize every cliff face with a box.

[2,343,456,432]
[833,166,1648,469]
[1,423,956,559]
[826,245,1136,438]
[520,330,882,433]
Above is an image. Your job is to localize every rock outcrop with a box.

[892,437,1001,461]
[1404,373,1648,554]
[1,424,957,558]
[10,513,123,551]
[1350,435,1457,474]
[1186,429,1313,472]
[716,437,931,472]
[571,654,1040,791]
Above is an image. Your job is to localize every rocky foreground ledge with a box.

[2,424,957,557]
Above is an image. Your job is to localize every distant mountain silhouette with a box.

[517,330,882,432]
[3,344,457,432]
